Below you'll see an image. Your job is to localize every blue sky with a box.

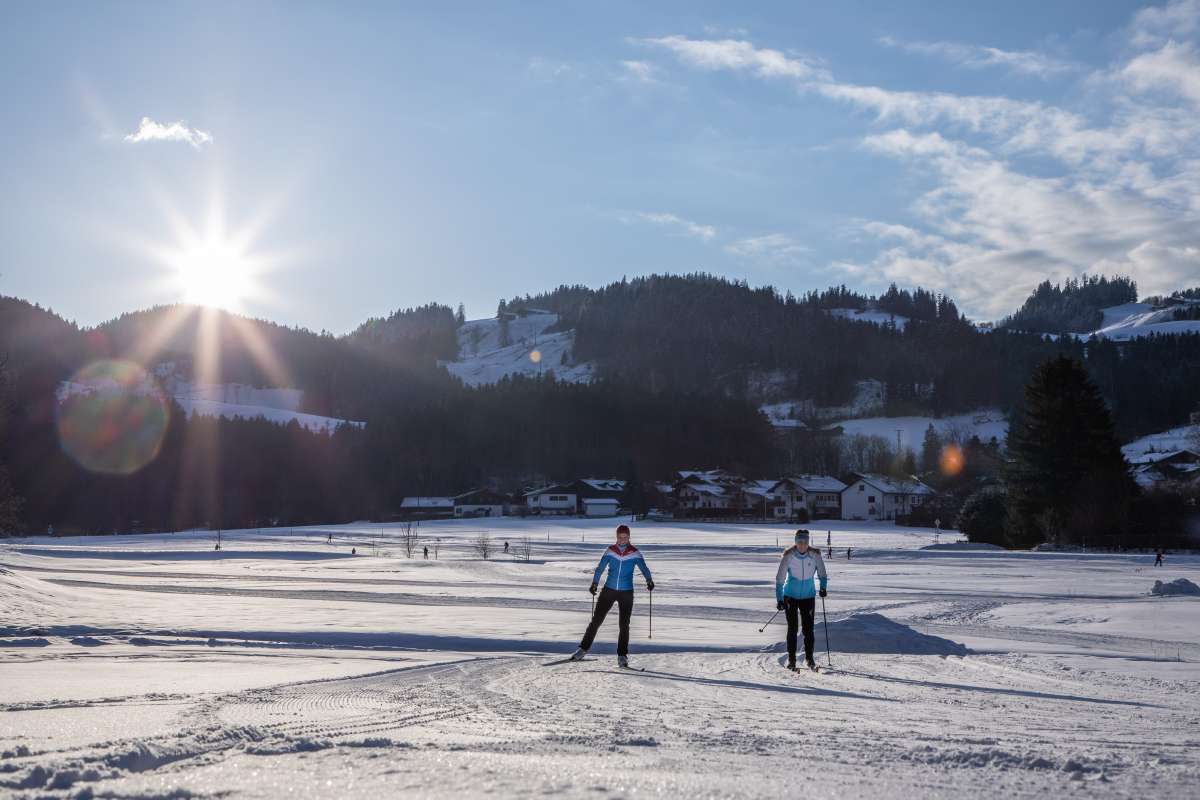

[3,1,1198,332]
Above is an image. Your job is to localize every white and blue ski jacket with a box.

[592,543,653,591]
[776,546,828,602]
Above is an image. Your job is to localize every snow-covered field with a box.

[2,519,1198,798]
[1077,301,1200,342]
[829,409,1008,448]
[442,312,594,386]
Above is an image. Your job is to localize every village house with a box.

[839,473,934,521]
[523,484,577,515]
[791,475,848,519]
[452,488,509,517]
[1129,450,1200,488]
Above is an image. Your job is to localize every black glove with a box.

[819,588,827,598]
[646,580,655,592]
[776,600,786,611]
[589,583,598,595]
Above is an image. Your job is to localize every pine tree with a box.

[1005,356,1135,548]
[0,357,22,535]
[455,303,466,327]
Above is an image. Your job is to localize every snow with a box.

[58,369,363,434]
[828,409,1008,449]
[1123,424,1200,460]
[2,518,1199,798]
[828,307,909,331]
[441,312,594,386]
[1079,300,1200,341]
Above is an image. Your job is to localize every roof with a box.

[578,478,626,492]
[1127,449,1200,466]
[790,474,848,493]
[400,496,453,508]
[846,473,934,495]
[523,484,575,497]
[679,482,728,497]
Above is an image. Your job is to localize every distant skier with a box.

[775,530,828,671]
[327,532,332,544]
[846,547,852,561]
[1154,549,1164,567]
[423,545,429,559]
[504,541,510,554]
[571,524,654,668]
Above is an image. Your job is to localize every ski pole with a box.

[758,609,781,633]
[821,594,832,668]
[648,590,653,639]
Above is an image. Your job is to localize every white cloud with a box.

[640,24,1200,319]
[123,117,213,148]
[1122,40,1200,106]
[621,60,658,83]
[1131,0,1200,47]
[879,36,1074,77]
[725,233,809,264]
[638,36,830,82]
[629,211,717,241]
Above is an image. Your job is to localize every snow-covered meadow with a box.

[2,519,1198,798]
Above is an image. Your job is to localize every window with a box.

[858,484,864,492]
[867,495,875,503]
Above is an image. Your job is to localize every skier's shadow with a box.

[584,668,888,701]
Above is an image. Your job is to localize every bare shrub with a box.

[471,531,493,560]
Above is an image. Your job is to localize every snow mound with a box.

[1151,578,1200,596]
[828,307,909,331]
[801,613,967,655]
[0,566,61,625]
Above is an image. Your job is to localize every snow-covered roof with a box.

[523,484,575,497]
[847,474,934,495]
[1127,449,1200,465]
[579,478,625,492]
[400,496,453,508]
[680,482,728,497]
[790,474,848,493]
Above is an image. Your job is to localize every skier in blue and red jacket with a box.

[571,524,654,667]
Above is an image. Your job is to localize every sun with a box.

[173,237,254,311]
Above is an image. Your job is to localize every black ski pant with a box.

[580,588,634,656]
[785,597,816,663]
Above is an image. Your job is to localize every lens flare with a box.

[939,443,965,477]
[529,349,542,364]
[56,360,170,475]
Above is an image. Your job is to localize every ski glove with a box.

[776,600,786,611]
[589,583,598,595]
[646,580,655,592]
[819,588,827,598]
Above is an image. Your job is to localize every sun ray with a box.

[230,313,293,388]
[127,303,198,366]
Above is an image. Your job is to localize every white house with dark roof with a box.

[840,473,934,521]
[524,484,577,514]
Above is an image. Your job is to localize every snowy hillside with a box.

[828,307,909,330]
[58,366,364,434]
[1076,300,1200,341]
[828,409,1008,449]
[1122,424,1200,460]
[1,519,1197,798]
[441,311,594,386]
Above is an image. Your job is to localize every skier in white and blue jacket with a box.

[571,524,654,667]
[775,529,828,671]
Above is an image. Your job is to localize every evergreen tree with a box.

[1005,356,1136,548]
[957,487,1007,546]
[920,424,942,473]
[455,303,467,327]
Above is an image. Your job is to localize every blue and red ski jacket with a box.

[592,543,653,591]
